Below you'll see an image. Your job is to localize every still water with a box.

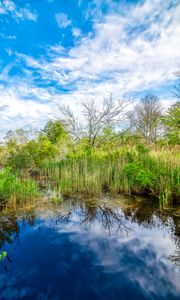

[0,196,179,300]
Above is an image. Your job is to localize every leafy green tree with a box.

[161,102,180,145]
[42,120,73,157]
[7,148,32,170]
[6,134,58,170]
[23,135,58,168]
[42,120,68,144]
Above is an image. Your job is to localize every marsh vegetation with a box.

[0,90,179,206]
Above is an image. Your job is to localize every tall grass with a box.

[36,147,179,203]
[0,167,39,205]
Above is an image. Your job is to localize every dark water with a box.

[0,196,180,300]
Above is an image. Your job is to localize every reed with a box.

[36,147,179,203]
[0,167,39,205]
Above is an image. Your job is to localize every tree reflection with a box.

[0,214,20,249]
[122,197,159,226]
[54,198,130,236]
[122,197,180,270]
[51,196,180,264]
[81,205,130,236]
[0,208,36,270]
[0,196,179,270]
[169,215,180,270]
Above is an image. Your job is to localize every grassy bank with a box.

[0,168,39,206]
[35,147,179,204]
[1,145,179,206]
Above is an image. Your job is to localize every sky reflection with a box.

[0,196,179,300]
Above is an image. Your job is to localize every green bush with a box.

[123,162,156,191]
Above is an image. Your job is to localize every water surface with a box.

[0,196,180,300]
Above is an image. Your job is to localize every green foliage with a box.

[1,118,179,205]
[28,135,58,167]
[7,135,58,170]
[72,138,93,156]
[39,148,179,203]
[5,122,73,170]
[136,143,150,155]
[42,120,69,144]
[122,162,157,195]
[161,102,180,145]
[0,167,39,203]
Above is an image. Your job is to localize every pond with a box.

[0,195,179,300]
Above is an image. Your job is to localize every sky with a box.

[0,0,180,138]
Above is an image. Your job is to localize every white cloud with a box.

[72,27,82,38]
[0,0,38,22]
[5,48,13,56]
[55,13,72,28]
[17,7,38,22]
[80,0,105,20]
[19,0,180,96]
[1,0,180,137]
[0,86,53,138]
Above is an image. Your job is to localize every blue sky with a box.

[0,0,180,137]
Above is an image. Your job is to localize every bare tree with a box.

[129,94,162,144]
[58,95,131,147]
[58,105,83,142]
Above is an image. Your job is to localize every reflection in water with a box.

[0,196,179,300]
